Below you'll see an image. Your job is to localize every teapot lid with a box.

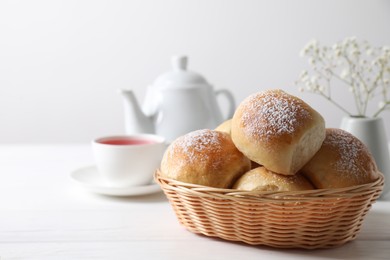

[153,56,210,89]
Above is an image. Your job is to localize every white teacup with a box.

[92,134,166,187]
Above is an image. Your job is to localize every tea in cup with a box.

[92,134,166,187]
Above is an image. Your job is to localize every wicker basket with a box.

[155,170,384,249]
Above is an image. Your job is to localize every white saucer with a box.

[70,165,162,197]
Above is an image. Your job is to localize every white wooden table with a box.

[0,144,389,259]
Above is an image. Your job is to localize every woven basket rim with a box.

[155,170,384,201]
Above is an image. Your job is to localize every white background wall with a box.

[1,0,389,143]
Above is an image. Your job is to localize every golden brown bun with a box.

[160,129,251,188]
[231,89,326,175]
[301,128,379,189]
[233,166,314,191]
[216,120,261,169]
[215,119,232,134]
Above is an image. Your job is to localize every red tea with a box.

[99,138,156,145]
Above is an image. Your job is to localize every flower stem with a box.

[343,54,364,116]
[320,93,352,115]
[373,102,389,117]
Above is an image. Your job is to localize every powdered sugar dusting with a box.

[240,90,311,142]
[168,129,224,168]
[325,128,374,180]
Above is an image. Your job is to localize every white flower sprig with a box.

[296,37,390,117]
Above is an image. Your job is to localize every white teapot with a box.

[119,56,235,143]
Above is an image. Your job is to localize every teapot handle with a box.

[215,89,235,120]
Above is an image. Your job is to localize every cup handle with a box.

[215,89,235,120]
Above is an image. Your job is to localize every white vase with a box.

[340,116,390,199]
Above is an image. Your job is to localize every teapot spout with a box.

[119,89,155,134]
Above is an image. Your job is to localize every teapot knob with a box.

[171,55,188,71]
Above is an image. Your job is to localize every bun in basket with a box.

[231,89,326,175]
[215,119,232,134]
[233,166,314,191]
[300,128,379,189]
[160,129,251,188]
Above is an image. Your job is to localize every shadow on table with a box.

[196,235,385,260]
[93,190,168,203]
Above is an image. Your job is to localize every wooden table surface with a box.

[0,144,389,259]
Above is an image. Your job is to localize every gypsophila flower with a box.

[340,68,349,79]
[296,37,390,117]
